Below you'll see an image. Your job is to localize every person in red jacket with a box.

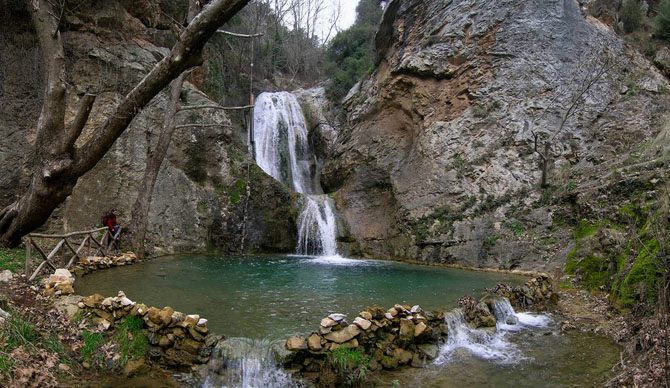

[102,209,120,236]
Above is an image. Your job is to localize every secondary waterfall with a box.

[296,195,338,256]
[203,339,303,388]
[253,91,339,256]
[437,298,552,364]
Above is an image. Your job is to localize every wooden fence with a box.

[26,227,122,281]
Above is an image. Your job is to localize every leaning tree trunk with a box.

[0,0,250,248]
[126,74,186,258]
[126,0,199,258]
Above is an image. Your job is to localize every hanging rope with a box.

[240,33,256,254]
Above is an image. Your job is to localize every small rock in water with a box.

[197,318,208,327]
[506,315,519,325]
[410,305,422,313]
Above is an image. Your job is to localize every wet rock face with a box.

[0,1,298,254]
[322,0,670,270]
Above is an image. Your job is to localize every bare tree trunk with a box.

[0,0,250,248]
[127,0,199,258]
[540,141,550,188]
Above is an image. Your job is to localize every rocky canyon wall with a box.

[322,0,670,271]
[0,0,298,255]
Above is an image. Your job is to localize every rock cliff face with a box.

[322,0,670,270]
[0,0,298,254]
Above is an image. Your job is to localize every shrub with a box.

[655,0,670,39]
[115,316,148,367]
[620,0,645,33]
[328,348,370,386]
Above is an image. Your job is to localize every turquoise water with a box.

[75,254,526,339]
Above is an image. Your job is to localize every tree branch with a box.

[177,104,254,111]
[62,93,96,154]
[216,29,264,38]
[174,123,232,129]
[72,0,250,176]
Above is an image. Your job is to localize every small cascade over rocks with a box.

[437,297,553,364]
[253,91,340,257]
[296,195,338,256]
[203,338,304,388]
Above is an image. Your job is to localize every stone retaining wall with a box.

[77,291,217,367]
[283,275,556,386]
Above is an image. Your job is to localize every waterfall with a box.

[253,92,314,194]
[253,91,340,257]
[437,298,553,364]
[296,195,338,256]
[203,338,304,388]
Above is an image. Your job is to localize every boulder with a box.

[329,339,359,350]
[418,344,439,360]
[393,347,413,365]
[353,317,372,330]
[328,313,346,322]
[324,324,361,344]
[410,305,422,313]
[654,47,670,76]
[399,318,415,340]
[320,317,337,328]
[158,306,174,326]
[182,314,199,328]
[147,307,162,324]
[414,321,427,338]
[360,311,372,320]
[308,333,322,351]
[381,355,399,370]
[123,358,150,377]
[286,335,308,351]
[0,270,13,283]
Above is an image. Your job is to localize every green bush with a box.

[80,330,104,364]
[328,348,370,386]
[655,0,670,39]
[620,0,645,33]
[115,316,148,367]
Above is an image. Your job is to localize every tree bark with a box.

[127,0,201,259]
[0,0,250,248]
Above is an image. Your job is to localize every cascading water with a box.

[203,339,303,388]
[253,91,340,257]
[437,298,552,365]
[296,195,338,256]
[253,92,314,194]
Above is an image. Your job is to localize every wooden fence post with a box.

[25,237,31,274]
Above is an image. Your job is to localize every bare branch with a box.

[177,104,254,111]
[62,93,96,153]
[174,123,232,129]
[216,29,264,38]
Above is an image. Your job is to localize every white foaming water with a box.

[438,309,522,364]
[253,92,313,194]
[203,339,303,388]
[253,91,341,257]
[437,298,553,364]
[296,195,338,256]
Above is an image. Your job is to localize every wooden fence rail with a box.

[26,227,122,281]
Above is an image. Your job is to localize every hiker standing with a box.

[103,209,120,236]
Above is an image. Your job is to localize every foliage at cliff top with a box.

[324,0,382,102]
